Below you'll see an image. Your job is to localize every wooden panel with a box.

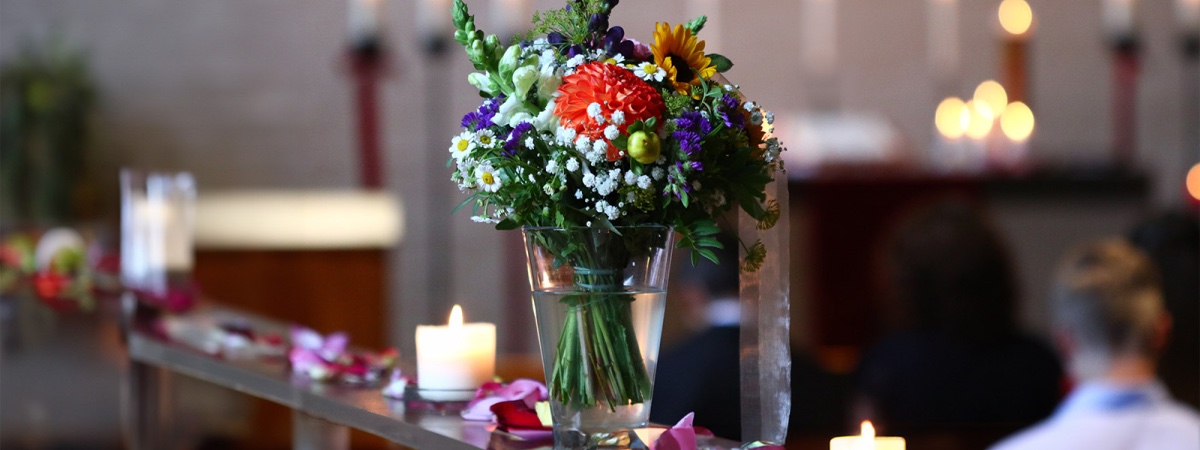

[193,249,389,450]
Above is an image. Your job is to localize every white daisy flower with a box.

[449,132,475,160]
[633,62,666,82]
[475,163,502,193]
[475,130,497,148]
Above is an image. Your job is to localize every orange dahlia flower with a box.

[555,62,665,161]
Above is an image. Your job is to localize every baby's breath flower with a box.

[604,125,620,140]
[566,158,580,172]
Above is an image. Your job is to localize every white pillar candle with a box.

[348,0,383,44]
[492,0,531,40]
[1102,0,1138,39]
[831,421,906,450]
[928,0,959,81]
[802,0,837,77]
[1178,0,1200,34]
[416,305,496,400]
[418,0,453,41]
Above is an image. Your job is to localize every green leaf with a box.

[707,54,733,73]
[495,218,520,230]
[697,247,718,264]
[451,193,481,215]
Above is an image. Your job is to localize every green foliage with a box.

[708,53,734,73]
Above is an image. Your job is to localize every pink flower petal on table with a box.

[290,326,324,350]
[653,412,697,450]
[382,369,411,399]
[461,379,549,422]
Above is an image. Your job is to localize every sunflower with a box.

[650,23,717,95]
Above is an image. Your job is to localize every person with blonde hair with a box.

[992,239,1200,449]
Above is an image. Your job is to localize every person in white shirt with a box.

[991,239,1200,450]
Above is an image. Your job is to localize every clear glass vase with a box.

[522,225,674,449]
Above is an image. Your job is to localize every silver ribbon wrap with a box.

[738,171,791,444]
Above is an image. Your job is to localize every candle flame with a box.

[449,304,464,327]
[861,421,875,439]
[1000,101,1035,142]
[999,0,1033,35]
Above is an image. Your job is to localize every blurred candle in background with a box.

[928,0,959,91]
[998,0,1032,103]
[1179,0,1200,34]
[418,0,453,43]
[348,0,383,46]
[802,0,837,77]
[492,0,531,42]
[688,0,723,52]
[1103,0,1138,40]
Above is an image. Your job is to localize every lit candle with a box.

[997,101,1035,169]
[831,421,905,450]
[415,305,496,400]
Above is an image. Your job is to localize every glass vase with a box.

[522,225,674,449]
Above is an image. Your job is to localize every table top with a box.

[126,303,742,450]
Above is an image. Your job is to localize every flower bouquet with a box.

[445,0,785,443]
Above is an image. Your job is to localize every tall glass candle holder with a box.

[120,169,197,312]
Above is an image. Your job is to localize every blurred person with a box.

[856,201,1063,434]
[991,239,1200,449]
[651,234,848,441]
[1128,211,1199,409]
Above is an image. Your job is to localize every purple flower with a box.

[461,95,505,131]
[674,111,712,135]
[503,122,534,157]
[717,94,744,128]
[603,27,635,59]
[672,130,702,156]
[588,14,609,34]
[690,161,703,171]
